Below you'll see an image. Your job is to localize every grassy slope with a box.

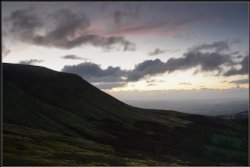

[3,63,248,166]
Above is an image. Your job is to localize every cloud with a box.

[127,59,165,81]
[189,40,231,53]
[223,55,249,76]
[179,82,192,85]
[62,41,247,87]
[149,48,180,56]
[19,59,44,65]
[62,62,128,89]
[109,21,168,36]
[61,62,127,83]
[8,9,43,39]
[229,79,249,85]
[127,41,235,81]
[61,55,88,60]
[149,48,165,56]
[146,79,155,83]
[6,8,135,51]
[109,14,207,37]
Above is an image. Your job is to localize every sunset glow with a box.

[2,2,249,99]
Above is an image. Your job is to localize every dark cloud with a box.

[149,48,165,56]
[126,41,247,81]
[62,62,128,89]
[62,41,247,87]
[19,59,44,65]
[127,42,234,81]
[61,55,88,60]
[6,8,135,51]
[62,62,127,83]
[177,51,232,72]
[127,59,165,81]
[223,55,249,76]
[190,40,231,53]
[229,79,249,85]
[9,9,43,39]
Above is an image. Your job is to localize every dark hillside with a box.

[3,63,248,166]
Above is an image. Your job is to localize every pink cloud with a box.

[106,15,206,37]
[108,21,168,36]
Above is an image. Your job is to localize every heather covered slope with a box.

[3,63,248,165]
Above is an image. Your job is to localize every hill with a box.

[3,63,248,165]
[218,111,248,119]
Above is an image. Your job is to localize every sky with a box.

[2,2,249,101]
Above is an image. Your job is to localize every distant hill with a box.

[3,63,248,166]
[218,111,248,119]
